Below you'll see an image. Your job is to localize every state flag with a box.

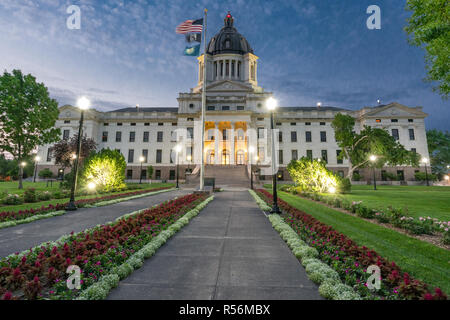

[184,44,200,56]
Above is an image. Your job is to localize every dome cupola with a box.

[207,12,254,55]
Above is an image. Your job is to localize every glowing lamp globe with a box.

[87,182,96,190]
[77,97,90,110]
[266,97,278,111]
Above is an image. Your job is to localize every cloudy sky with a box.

[0,0,448,130]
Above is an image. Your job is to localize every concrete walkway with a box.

[107,191,322,300]
[0,189,189,258]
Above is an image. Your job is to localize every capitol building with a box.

[37,13,430,184]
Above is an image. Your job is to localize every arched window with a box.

[237,129,245,141]
[225,39,231,49]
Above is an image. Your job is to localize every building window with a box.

[278,131,283,143]
[222,129,228,141]
[305,122,311,126]
[102,131,108,142]
[320,122,326,126]
[376,119,381,123]
[169,170,176,180]
[142,149,148,163]
[144,123,150,126]
[292,150,298,161]
[155,170,161,180]
[187,127,194,139]
[222,106,230,111]
[172,122,177,126]
[143,131,149,142]
[276,122,282,126]
[117,123,123,126]
[321,150,328,164]
[408,119,414,123]
[63,130,70,141]
[141,170,147,179]
[411,148,417,154]
[257,103,262,108]
[258,147,264,162]
[157,131,163,142]
[392,129,399,140]
[291,131,297,142]
[290,122,296,126]
[158,123,164,126]
[336,150,343,164]
[186,147,193,160]
[381,170,387,181]
[306,150,313,160]
[126,170,133,180]
[278,150,283,164]
[305,131,312,142]
[116,131,122,142]
[320,131,327,142]
[391,119,398,123]
[156,150,162,163]
[129,132,135,142]
[237,106,245,110]
[64,120,70,124]
[257,118,264,121]
[171,131,177,142]
[131,123,136,126]
[103,123,109,126]
[46,148,53,162]
[128,149,134,163]
[189,104,194,109]
[409,129,415,141]
[338,171,344,178]
[187,118,194,121]
[207,106,215,111]
[257,128,264,139]
[397,170,405,181]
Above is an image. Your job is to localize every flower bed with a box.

[256,189,447,300]
[284,186,450,244]
[0,187,172,225]
[0,193,210,300]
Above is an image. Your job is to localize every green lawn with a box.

[0,181,60,195]
[274,190,450,293]
[341,185,450,221]
[0,182,174,212]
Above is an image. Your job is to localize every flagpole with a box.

[200,8,207,191]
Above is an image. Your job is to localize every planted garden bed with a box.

[256,189,447,300]
[0,193,210,300]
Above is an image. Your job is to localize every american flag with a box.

[176,18,203,34]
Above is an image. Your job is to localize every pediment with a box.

[206,80,253,92]
[364,103,427,118]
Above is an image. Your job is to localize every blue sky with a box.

[0,0,448,130]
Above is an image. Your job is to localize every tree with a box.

[405,0,450,98]
[426,129,450,177]
[81,149,126,192]
[287,158,343,193]
[0,70,60,189]
[0,154,34,179]
[332,113,419,179]
[53,134,97,172]
[147,165,154,183]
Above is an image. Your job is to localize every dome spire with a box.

[224,11,234,27]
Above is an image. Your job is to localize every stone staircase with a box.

[185,165,251,188]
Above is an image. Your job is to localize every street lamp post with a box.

[66,97,90,211]
[249,146,255,190]
[422,157,429,186]
[33,156,40,183]
[267,97,280,214]
[175,144,182,189]
[369,155,377,191]
[139,156,145,184]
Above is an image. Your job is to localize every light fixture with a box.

[317,102,322,107]
[187,155,192,162]
[35,156,41,162]
[329,186,336,194]
[72,154,77,160]
[175,144,182,153]
[444,175,449,181]
[77,96,90,110]
[139,156,145,163]
[421,157,428,164]
[87,182,96,190]
[21,162,26,167]
[266,97,278,111]
[249,146,255,154]
[370,155,377,162]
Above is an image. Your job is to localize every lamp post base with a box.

[65,201,77,211]
[270,204,281,215]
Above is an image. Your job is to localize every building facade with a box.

[37,13,430,183]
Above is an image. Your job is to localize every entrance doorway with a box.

[207,150,215,164]
[236,150,245,165]
[222,150,230,165]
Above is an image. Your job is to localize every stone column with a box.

[230,122,235,165]
[234,60,238,79]
[214,123,219,165]
[221,61,225,79]
[228,60,232,79]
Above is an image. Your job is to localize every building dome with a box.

[207,12,254,55]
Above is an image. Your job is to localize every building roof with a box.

[207,12,254,55]
[279,106,350,112]
[110,107,179,113]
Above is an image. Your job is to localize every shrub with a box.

[3,194,24,205]
[37,191,52,201]
[383,172,398,181]
[337,178,352,194]
[23,188,37,203]
[352,172,361,181]
[38,168,53,179]
[414,172,437,182]
[287,158,340,193]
